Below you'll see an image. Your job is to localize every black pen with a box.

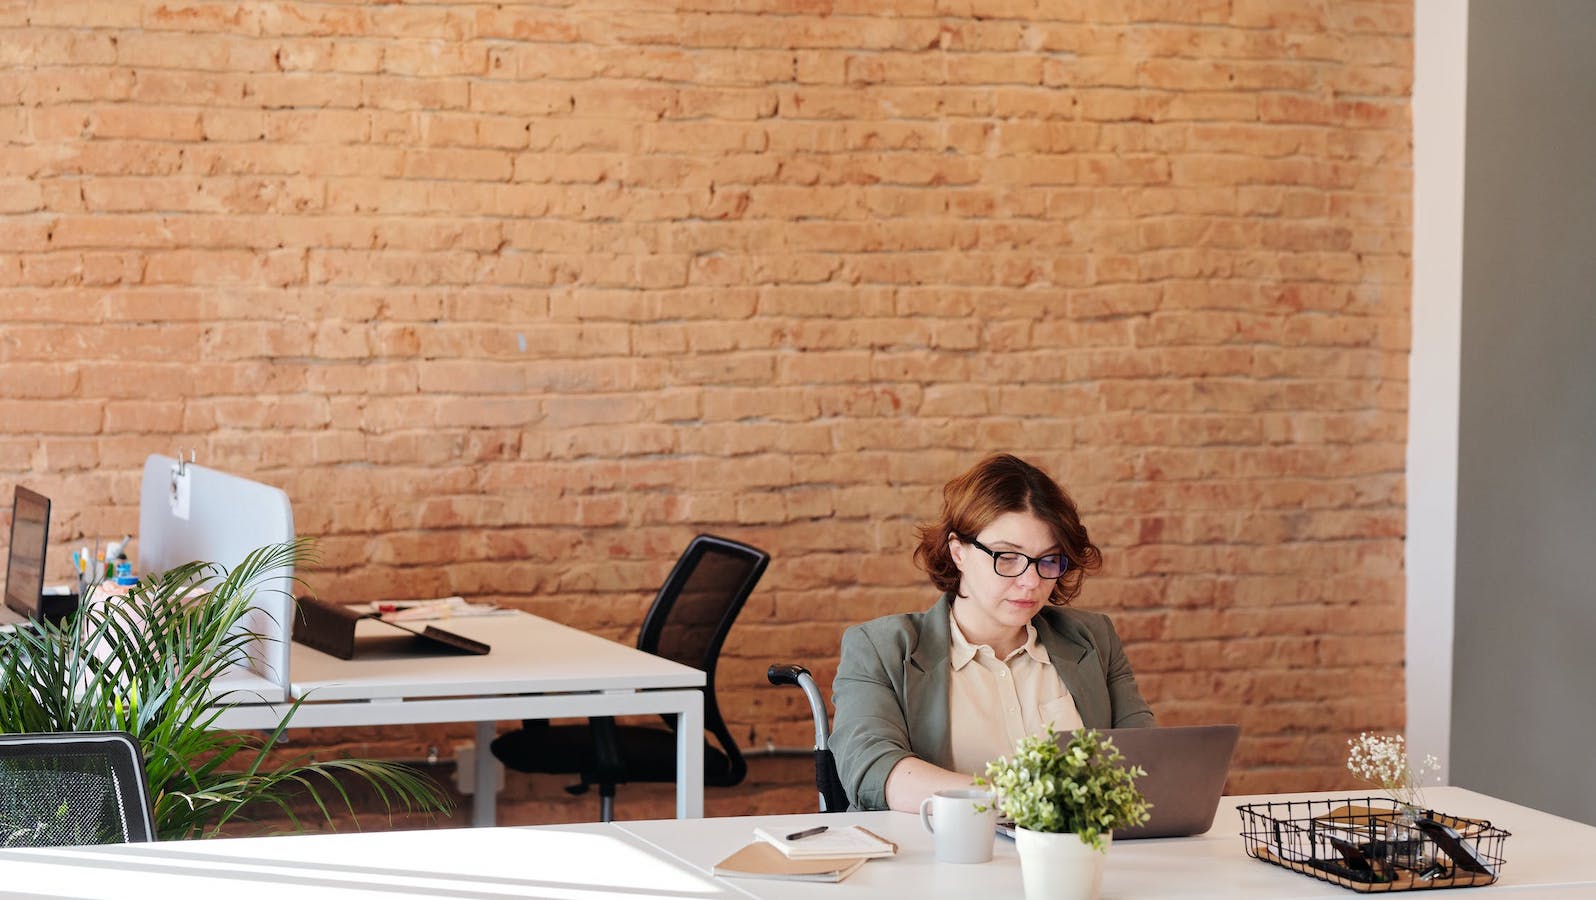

[785,825,828,841]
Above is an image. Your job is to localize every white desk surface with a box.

[0,823,745,900]
[619,786,1596,899]
[0,787,1591,898]
[281,611,704,702]
[208,610,708,822]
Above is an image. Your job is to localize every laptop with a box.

[1104,724,1241,839]
[995,723,1240,841]
[2,486,77,626]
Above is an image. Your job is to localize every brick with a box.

[0,1,1416,821]
[0,362,80,397]
[0,399,104,434]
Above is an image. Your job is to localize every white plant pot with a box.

[1013,828,1111,900]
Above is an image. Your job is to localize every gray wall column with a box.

[1453,0,1596,826]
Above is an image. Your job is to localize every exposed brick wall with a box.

[1,1,1413,824]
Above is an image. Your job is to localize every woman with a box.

[831,453,1154,812]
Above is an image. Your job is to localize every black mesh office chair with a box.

[0,731,156,846]
[491,534,770,822]
[767,664,849,812]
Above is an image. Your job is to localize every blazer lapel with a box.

[906,593,955,766]
[1036,614,1110,728]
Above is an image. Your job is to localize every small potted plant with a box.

[979,727,1150,900]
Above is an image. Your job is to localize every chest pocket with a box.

[1039,695,1084,734]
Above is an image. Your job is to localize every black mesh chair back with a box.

[637,534,769,778]
[491,534,769,821]
[0,732,156,846]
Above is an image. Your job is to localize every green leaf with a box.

[0,538,452,841]
[976,726,1151,846]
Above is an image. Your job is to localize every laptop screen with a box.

[4,486,51,620]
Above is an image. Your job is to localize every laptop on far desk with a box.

[1105,723,1241,839]
[2,486,78,627]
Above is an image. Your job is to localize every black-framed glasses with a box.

[959,536,1068,580]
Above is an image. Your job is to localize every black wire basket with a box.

[1238,797,1510,892]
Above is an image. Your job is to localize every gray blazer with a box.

[830,592,1155,811]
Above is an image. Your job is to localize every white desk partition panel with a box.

[137,454,294,703]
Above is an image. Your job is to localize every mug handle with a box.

[919,796,936,834]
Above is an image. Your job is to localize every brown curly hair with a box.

[912,453,1101,606]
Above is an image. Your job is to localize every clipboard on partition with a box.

[293,594,490,660]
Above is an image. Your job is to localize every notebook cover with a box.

[713,843,868,882]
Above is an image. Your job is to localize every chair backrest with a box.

[637,534,770,780]
[0,732,156,846]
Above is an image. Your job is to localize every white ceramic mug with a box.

[919,788,998,863]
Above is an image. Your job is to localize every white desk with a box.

[618,786,1596,899]
[209,611,707,824]
[0,788,1591,898]
[0,824,743,900]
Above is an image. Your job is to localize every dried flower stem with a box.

[1346,732,1440,810]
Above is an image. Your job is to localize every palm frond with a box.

[0,538,451,840]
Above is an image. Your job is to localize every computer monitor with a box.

[3,486,74,624]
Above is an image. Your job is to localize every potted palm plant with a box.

[979,727,1150,900]
[0,539,449,840]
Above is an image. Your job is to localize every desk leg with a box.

[473,721,497,827]
[677,693,704,819]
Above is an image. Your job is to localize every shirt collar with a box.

[948,608,1052,669]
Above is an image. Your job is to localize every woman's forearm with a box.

[882,756,979,813]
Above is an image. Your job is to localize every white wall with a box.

[1406,0,1468,784]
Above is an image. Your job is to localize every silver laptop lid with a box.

[1100,723,1241,839]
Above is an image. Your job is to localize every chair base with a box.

[490,719,743,822]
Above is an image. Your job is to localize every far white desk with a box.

[209,611,706,824]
